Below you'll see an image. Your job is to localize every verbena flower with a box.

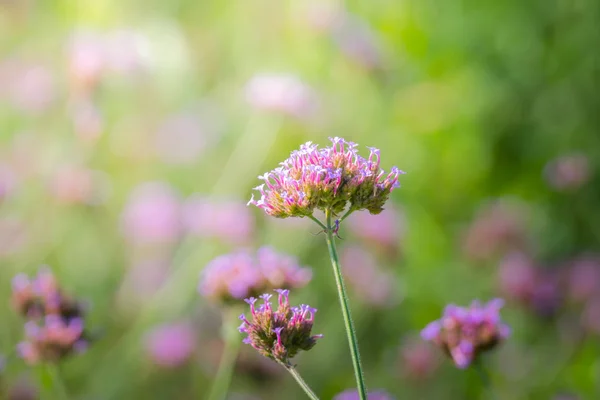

[12,268,89,364]
[238,289,322,366]
[145,322,196,368]
[11,268,82,320]
[199,247,312,303]
[17,316,87,365]
[333,389,396,400]
[247,137,404,218]
[421,299,510,369]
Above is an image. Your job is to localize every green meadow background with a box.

[1,0,599,399]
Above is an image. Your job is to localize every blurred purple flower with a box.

[183,195,254,244]
[198,247,312,303]
[566,255,600,304]
[347,206,405,252]
[340,246,398,307]
[498,252,538,303]
[0,162,17,201]
[333,389,396,400]
[121,182,182,244]
[248,137,404,218]
[154,112,209,165]
[239,289,322,365]
[245,73,318,119]
[421,299,510,369]
[463,200,529,261]
[331,14,385,71]
[7,378,38,400]
[544,154,591,191]
[398,336,440,381]
[48,165,110,206]
[0,60,55,114]
[145,322,196,368]
[581,296,600,335]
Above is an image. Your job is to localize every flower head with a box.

[12,268,90,364]
[238,289,322,366]
[11,268,82,320]
[145,322,196,368]
[248,138,404,218]
[199,247,312,303]
[421,299,510,369]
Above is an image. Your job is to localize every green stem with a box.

[474,360,498,400]
[206,309,242,400]
[280,363,320,400]
[46,364,69,400]
[324,209,368,400]
[307,214,327,231]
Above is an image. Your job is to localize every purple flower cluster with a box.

[198,247,312,303]
[238,289,322,366]
[248,137,404,218]
[421,299,510,369]
[11,268,88,364]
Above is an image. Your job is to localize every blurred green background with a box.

[1,0,599,399]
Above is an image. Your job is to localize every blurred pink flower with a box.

[398,337,440,381]
[154,112,209,165]
[0,162,17,201]
[347,206,404,251]
[544,154,590,191]
[340,246,397,307]
[199,247,312,302]
[331,14,385,71]
[183,195,254,244]
[7,378,38,400]
[121,182,182,244]
[70,99,104,142]
[463,200,529,261]
[245,73,318,119]
[0,60,55,114]
[145,322,196,368]
[566,255,600,304]
[498,252,538,303]
[48,166,109,205]
[581,296,600,335]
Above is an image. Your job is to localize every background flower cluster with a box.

[0,0,599,399]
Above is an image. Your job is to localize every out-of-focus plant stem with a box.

[206,308,242,400]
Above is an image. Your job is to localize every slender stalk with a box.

[474,360,499,400]
[307,214,327,231]
[206,308,242,400]
[46,364,69,400]
[280,363,320,400]
[323,209,368,400]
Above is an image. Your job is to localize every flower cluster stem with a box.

[46,364,69,400]
[323,210,368,400]
[474,360,499,400]
[280,363,320,400]
[206,309,242,400]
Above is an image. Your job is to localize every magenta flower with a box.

[340,246,397,307]
[11,268,82,319]
[145,323,196,368]
[245,73,318,119]
[18,316,87,365]
[421,299,511,369]
[544,153,590,191]
[120,182,181,244]
[183,195,255,244]
[333,389,396,400]
[199,247,312,303]
[238,289,322,365]
[248,137,404,219]
[12,268,89,364]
